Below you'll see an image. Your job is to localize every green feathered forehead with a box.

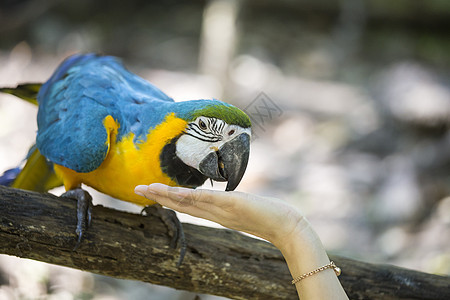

[188,102,251,128]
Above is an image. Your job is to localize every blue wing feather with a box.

[36,53,234,173]
[36,54,175,173]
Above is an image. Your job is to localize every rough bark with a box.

[0,185,449,299]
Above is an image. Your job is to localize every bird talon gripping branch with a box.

[61,188,93,251]
[141,204,186,266]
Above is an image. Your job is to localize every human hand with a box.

[135,184,348,299]
[134,183,311,249]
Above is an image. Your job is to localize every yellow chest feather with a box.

[55,113,187,206]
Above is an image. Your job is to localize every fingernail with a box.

[135,185,149,196]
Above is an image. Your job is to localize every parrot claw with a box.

[62,188,93,251]
[142,204,186,267]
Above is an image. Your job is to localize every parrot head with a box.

[161,100,251,191]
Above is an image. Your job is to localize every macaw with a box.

[0,54,251,265]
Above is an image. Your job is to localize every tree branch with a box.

[0,185,448,299]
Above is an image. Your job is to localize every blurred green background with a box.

[0,0,449,299]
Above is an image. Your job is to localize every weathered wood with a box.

[0,185,449,299]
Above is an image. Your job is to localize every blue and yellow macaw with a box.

[0,54,251,264]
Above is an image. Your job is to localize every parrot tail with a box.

[0,146,63,192]
[0,167,22,186]
[0,83,41,105]
[0,84,62,192]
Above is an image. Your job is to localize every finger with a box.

[135,185,152,197]
[136,184,204,212]
[136,183,246,225]
[140,190,222,222]
[135,184,238,224]
[147,183,233,207]
[150,183,197,202]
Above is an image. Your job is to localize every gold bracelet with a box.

[291,261,341,285]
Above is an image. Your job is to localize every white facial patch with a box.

[175,117,251,170]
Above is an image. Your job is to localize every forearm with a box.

[273,218,348,300]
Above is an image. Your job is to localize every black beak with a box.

[199,133,250,191]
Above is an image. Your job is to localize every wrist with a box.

[276,220,325,258]
[272,215,331,274]
[269,208,317,251]
[277,220,348,299]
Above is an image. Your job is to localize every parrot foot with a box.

[62,188,93,251]
[142,204,186,267]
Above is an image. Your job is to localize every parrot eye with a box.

[199,119,207,130]
[228,129,235,136]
